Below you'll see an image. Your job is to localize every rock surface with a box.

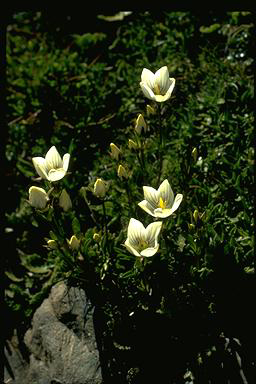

[4,282,102,384]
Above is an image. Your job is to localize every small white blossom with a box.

[124,218,162,257]
[140,66,175,102]
[138,179,183,218]
[32,146,70,182]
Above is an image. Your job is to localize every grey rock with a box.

[4,282,102,384]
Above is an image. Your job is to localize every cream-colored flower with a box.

[67,235,80,250]
[140,66,175,102]
[110,143,121,160]
[117,164,129,179]
[94,178,107,198]
[138,179,183,218]
[28,186,49,209]
[124,218,162,257]
[59,189,72,211]
[135,114,147,135]
[32,146,70,182]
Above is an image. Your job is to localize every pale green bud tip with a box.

[110,142,121,160]
[94,178,107,198]
[193,210,199,223]
[93,233,101,242]
[59,189,72,211]
[192,147,198,162]
[146,104,155,116]
[47,239,58,249]
[67,235,80,250]
[188,223,195,231]
[117,164,129,179]
[135,114,147,135]
[128,139,137,150]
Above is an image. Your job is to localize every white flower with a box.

[140,66,175,102]
[138,179,183,218]
[59,189,72,211]
[124,218,162,257]
[28,186,49,209]
[32,146,70,182]
[94,178,107,198]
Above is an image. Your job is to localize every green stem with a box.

[157,104,164,184]
[102,200,110,256]
[124,179,134,217]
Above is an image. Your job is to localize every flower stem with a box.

[157,103,164,184]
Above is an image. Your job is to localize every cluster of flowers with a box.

[95,66,183,258]
[28,66,182,258]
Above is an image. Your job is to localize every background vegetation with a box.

[5,11,254,383]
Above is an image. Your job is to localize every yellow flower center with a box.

[137,239,149,252]
[154,83,161,95]
[159,197,166,209]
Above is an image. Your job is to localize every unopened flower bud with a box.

[192,147,198,163]
[94,178,107,198]
[67,235,80,250]
[29,186,49,209]
[188,223,195,231]
[59,189,72,211]
[135,114,147,135]
[193,210,199,224]
[128,139,137,150]
[93,233,101,242]
[146,104,155,116]
[109,142,121,160]
[117,164,129,179]
[47,239,58,249]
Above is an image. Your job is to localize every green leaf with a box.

[5,271,23,282]
[72,216,81,235]
[200,24,220,34]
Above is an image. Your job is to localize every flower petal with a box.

[62,153,70,172]
[48,168,67,182]
[170,193,183,214]
[141,68,155,89]
[124,239,141,257]
[140,82,156,101]
[143,186,159,209]
[158,179,174,207]
[153,208,172,218]
[154,93,172,102]
[138,200,155,217]
[154,66,170,94]
[140,245,159,257]
[32,157,48,179]
[127,218,145,247]
[45,146,62,170]
[145,221,162,248]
